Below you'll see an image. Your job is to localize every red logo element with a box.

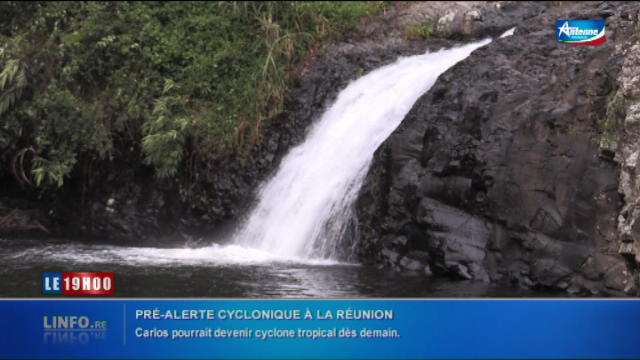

[568,36,606,46]
[61,272,114,296]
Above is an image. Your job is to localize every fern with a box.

[32,153,77,188]
[0,59,26,116]
[141,80,191,178]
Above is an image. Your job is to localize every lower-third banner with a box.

[0,299,639,359]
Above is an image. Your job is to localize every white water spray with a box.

[233,37,495,260]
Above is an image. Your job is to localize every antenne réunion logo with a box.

[556,20,606,45]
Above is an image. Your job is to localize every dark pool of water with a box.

[0,238,551,298]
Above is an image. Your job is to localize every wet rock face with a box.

[615,31,640,263]
[0,197,51,236]
[433,1,548,40]
[356,2,640,295]
[50,162,186,246]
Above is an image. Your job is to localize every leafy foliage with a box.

[405,20,435,40]
[0,59,27,117]
[0,1,387,187]
[598,91,626,151]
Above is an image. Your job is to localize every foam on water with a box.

[4,241,345,267]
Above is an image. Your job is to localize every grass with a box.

[404,19,435,40]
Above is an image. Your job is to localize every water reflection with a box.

[0,238,543,297]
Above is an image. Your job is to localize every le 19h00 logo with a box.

[42,272,114,295]
[556,20,606,45]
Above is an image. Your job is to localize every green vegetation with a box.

[598,91,626,151]
[404,19,435,40]
[0,1,387,188]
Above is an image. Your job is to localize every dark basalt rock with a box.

[355,2,640,296]
[434,1,551,41]
[614,5,640,266]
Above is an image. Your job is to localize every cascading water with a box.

[0,31,518,297]
[233,37,494,261]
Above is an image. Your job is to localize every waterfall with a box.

[3,33,515,275]
[233,36,499,261]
